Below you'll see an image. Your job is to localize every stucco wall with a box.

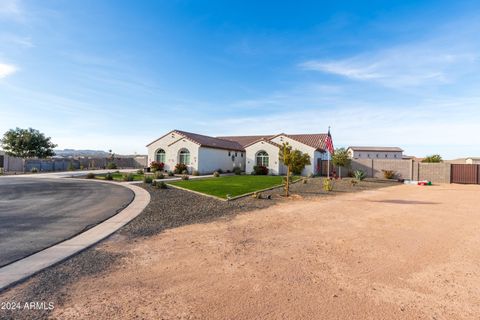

[198,147,245,174]
[147,131,187,170]
[271,135,316,175]
[245,141,281,175]
[166,139,200,173]
[348,149,403,160]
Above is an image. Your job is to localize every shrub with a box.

[233,166,242,175]
[143,175,153,184]
[123,173,134,181]
[158,181,168,189]
[107,162,117,169]
[213,171,220,177]
[382,170,396,179]
[217,169,223,174]
[253,165,268,175]
[350,179,358,187]
[323,178,333,192]
[136,169,144,175]
[80,165,84,170]
[150,161,164,172]
[174,163,188,174]
[68,162,75,171]
[353,170,366,181]
[226,170,231,173]
[422,154,442,163]
[167,171,174,177]
[181,174,189,180]
[192,170,200,176]
[182,169,188,175]
[155,172,165,179]
[31,167,38,173]
[105,172,113,180]
[303,178,307,184]
[151,179,157,187]
[86,172,95,179]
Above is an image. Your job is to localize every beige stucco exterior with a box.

[347,148,403,160]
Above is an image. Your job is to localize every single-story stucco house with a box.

[347,146,403,160]
[146,130,331,175]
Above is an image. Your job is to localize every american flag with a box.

[325,128,334,154]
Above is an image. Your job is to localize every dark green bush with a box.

[158,181,167,189]
[86,172,95,179]
[107,162,117,169]
[155,172,165,179]
[143,175,153,184]
[31,167,38,173]
[167,171,174,177]
[253,165,268,175]
[136,169,144,175]
[213,171,220,177]
[105,172,113,180]
[233,166,242,175]
[123,173,134,181]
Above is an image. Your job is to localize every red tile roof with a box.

[173,130,244,151]
[216,135,273,147]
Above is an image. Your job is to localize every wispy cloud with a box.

[300,43,479,88]
[0,0,23,21]
[0,63,17,78]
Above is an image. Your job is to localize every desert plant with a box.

[167,171,174,177]
[136,169,144,175]
[31,167,38,173]
[123,173,134,181]
[174,163,188,174]
[331,147,351,178]
[279,142,311,196]
[143,175,153,184]
[86,172,95,179]
[181,174,189,180]
[150,161,164,172]
[155,172,165,179]
[192,170,200,176]
[106,162,117,169]
[350,179,358,187]
[213,171,220,177]
[105,172,113,180]
[158,181,168,189]
[422,154,443,163]
[382,170,396,179]
[353,170,366,181]
[233,166,242,175]
[323,178,334,192]
[253,165,269,175]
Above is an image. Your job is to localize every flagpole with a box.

[327,152,330,179]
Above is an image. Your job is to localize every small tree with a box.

[331,147,351,178]
[1,127,57,158]
[279,142,311,197]
[422,154,442,163]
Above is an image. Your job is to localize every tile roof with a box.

[216,135,273,147]
[286,133,329,151]
[173,130,244,151]
[348,146,404,152]
[243,138,282,148]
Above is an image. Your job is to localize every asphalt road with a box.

[0,177,134,267]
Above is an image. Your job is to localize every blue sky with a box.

[0,0,479,158]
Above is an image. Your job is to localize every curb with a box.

[0,181,150,292]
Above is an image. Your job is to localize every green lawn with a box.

[95,172,145,181]
[169,175,299,199]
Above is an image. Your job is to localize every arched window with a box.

[256,151,269,167]
[179,149,190,165]
[155,149,166,163]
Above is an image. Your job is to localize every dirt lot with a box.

[3,182,480,319]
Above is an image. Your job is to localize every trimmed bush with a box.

[253,165,268,175]
[353,170,366,181]
[233,166,242,175]
[31,167,38,173]
[136,169,144,175]
[107,162,117,169]
[174,163,188,174]
[213,171,220,177]
[143,175,153,184]
[158,181,168,189]
[151,180,157,187]
[217,169,223,174]
[86,172,95,179]
[105,172,113,181]
[123,173,134,181]
[167,171,174,177]
[155,172,165,179]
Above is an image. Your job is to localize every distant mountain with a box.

[54,149,111,158]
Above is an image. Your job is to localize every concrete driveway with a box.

[0,176,134,267]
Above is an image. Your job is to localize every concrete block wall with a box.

[418,163,451,184]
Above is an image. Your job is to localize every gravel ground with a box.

[0,177,398,320]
